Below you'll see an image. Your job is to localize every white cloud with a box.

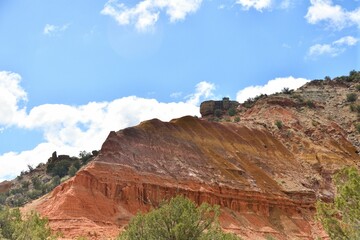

[185,81,215,105]
[308,43,342,57]
[43,24,70,36]
[170,91,182,98]
[333,36,358,46]
[101,0,202,31]
[307,35,358,57]
[305,0,360,29]
[236,76,310,103]
[0,71,215,181]
[0,72,27,126]
[236,0,272,11]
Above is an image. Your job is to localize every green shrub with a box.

[117,196,241,240]
[349,70,360,82]
[356,85,360,91]
[11,196,26,207]
[317,167,360,239]
[347,93,357,102]
[324,76,331,81]
[356,123,360,133]
[68,165,78,177]
[228,108,236,116]
[234,116,240,122]
[214,109,222,118]
[350,104,360,113]
[0,193,6,205]
[281,87,292,94]
[73,160,81,170]
[31,176,42,190]
[275,120,283,129]
[21,181,30,189]
[265,235,277,240]
[306,100,315,108]
[27,190,43,200]
[0,207,53,239]
[243,98,254,108]
[9,187,24,195]
[50,160,72,178]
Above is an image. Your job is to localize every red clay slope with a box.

[30,116,359,239]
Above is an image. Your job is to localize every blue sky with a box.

[0,0,359,181]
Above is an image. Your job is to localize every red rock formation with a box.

[29,115,358,239]
[0,180,13,193]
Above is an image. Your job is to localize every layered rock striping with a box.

[30,115,359,239]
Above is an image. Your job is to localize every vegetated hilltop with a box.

[0,151,97,208]
[25,71,360,239]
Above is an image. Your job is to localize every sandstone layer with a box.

[30,114,358,239]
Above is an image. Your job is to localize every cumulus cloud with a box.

[43,23,70,36]
[236,0,272,11]
[333,36,358,46]
[185,81,215,105]
[101,0,202,31]
[307,35,358,57]
[236,76,310,103]
[0,71,215,181]
[305,0,360,29]
[0,72,27,126]
[308,43,342,57]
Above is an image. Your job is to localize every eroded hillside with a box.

[25,75,360,239]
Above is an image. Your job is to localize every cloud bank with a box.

[0,71,214,181]
[101,0,202,31]
[236,76,310,103]
[305,0,360,30]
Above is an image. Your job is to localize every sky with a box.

[0,0,359,181]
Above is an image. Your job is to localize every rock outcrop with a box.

[200,97,239,117]
[0,180,13,193]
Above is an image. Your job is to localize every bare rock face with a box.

[0,180,13,193]
[29,114,359,239]
[200,97,239,117]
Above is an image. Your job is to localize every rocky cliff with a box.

[27,77,360,239]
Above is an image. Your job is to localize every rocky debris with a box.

[200,97,239,117]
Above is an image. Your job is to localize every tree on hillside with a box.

[317,167,360,240]
[118,195,241,240]
[0,207,54,239]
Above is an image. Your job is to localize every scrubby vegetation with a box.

[228,107,236,116]
[356,123,360,133]
[0,150,97,208]
[346,93,357,103]
[0,207,56,239]
[333,70,360,82]
[214,109,222,118]
[275,120,283,129]
[317,167,360,240]
[281,87,292,94]
[118,195,241,240]
[306,100,315,108]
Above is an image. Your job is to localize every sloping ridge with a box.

[30,116,358,239]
